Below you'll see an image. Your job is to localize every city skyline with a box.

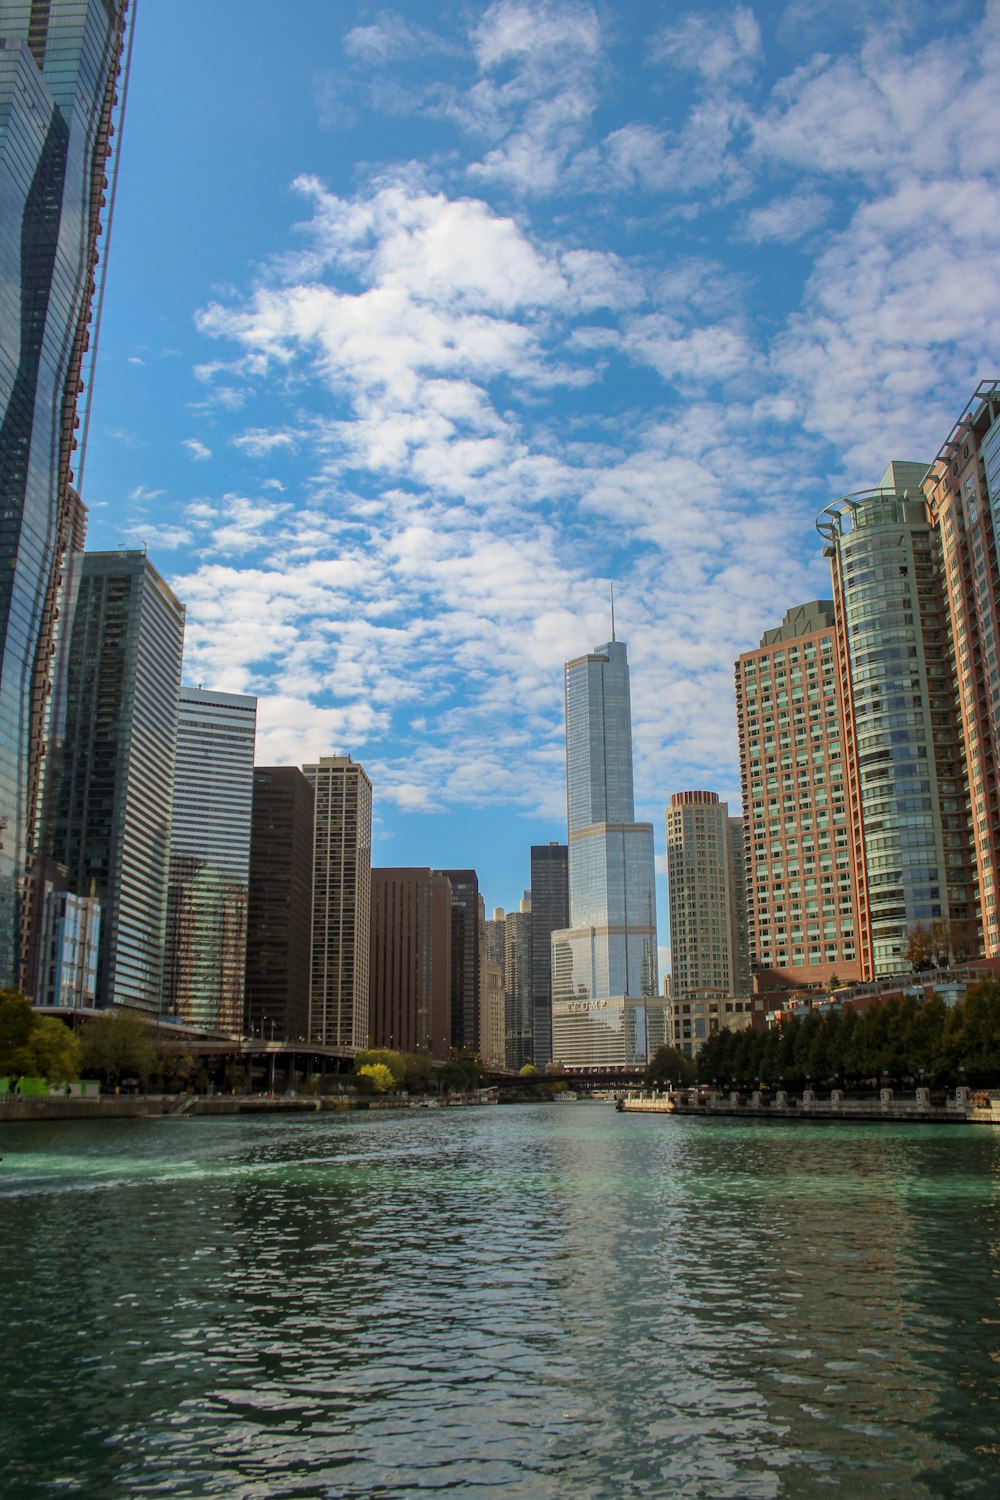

[29,0,1000,938]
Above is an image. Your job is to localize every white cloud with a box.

[651,6,762,83]
[345,10,455,64]
[182,438,212,461]
[742,191,832,243]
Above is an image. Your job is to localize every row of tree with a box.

[691,979,1000,1090]
[350,1048,485,1095]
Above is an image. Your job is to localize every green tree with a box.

[20,1016,80,1084]
[644,1044,695,1088]
[0,989,36,1075]
[78,1010,159,1087]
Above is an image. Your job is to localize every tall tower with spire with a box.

[551,634,659,1067]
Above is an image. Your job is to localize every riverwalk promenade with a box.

[621,1085,999,1125]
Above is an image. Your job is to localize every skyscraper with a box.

[0,1,129,987]
[923,380,1000,957]
[666,791,746,1001]
[735,601,862,1009]
[503,893,532,1070]
[434,868,481,1053]
[44,550,184,1011]
[246,766,314,1043]
[529,841,568,1068]
[818,470,977,978]
[303,755,372,1048]
[369,868,452,1059]
[551,636,658,1066]
[163,688,257,1032]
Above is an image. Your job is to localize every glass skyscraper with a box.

[45,551,185,1012]
[0,1,128,985]
[817,466,977,977]
[551,638,658,1067]
[163,688,257,1033]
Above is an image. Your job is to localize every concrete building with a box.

[163,689,257,1033]
[43,551,185,1012]
[434,868,481,1053]
[552,635,659,1067]
[0,1,129,986]
[369,868,452,1059]
[818,470,977,978]
[480,956,505,1069]
[666,791,748,1002]
[246,766,314,1044]
[923,380,1000,958]
[529,841,568,1067]
[303,755,372,1049]
[504,893,533,1070]
[664,992,753,1060]
[736,602,863,1011]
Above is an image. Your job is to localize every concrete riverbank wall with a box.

[0,1092,494,1124]
[621,1086,1000,1125]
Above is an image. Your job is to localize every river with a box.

[1,1104,999,1497]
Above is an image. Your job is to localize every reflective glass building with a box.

[45,551,185,1011]
[0,1,128,986]
[817,467,977,977]
[529,841,568,1067]
[552,639,658,1067]
[163,688,257,1033]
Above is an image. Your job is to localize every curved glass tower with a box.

[551,638,658,1067]
[817,468,977,976]
[0,1,128,985]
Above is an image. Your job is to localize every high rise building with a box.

[369,868,452,1059]
[552,636,658,1066]
[818,470,977,978]
[923,380,1000,957]
[736,601,862,1008]
[503,893,532,1070]
[728,816,751,998]
[435,868,481,1053]
[43,550,184,1011]
[0,0,129,986]
[529,841,568,1067]
[163,688,257,1032]
[666,791,747,1000]
[246,766,314,1044]
[303,755,372,1049]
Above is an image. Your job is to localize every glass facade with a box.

[818,478,976,976]
[529,841,568,1067]
[0,2,127,986]
[163,689,257,1033]
[45,551,185,1011]
[553,638,658,1067]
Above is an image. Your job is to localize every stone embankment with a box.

[620,1085,999,1125]
[0,1092,494,1124]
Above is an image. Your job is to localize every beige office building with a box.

[666,791,748,1001]
[303,755,372,1049]
[735,602,863,1006]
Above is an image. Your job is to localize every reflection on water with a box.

[1,1109,1000,1497]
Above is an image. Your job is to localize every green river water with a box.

[1,1104,999,1498]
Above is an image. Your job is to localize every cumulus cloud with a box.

[172,0,1000,884]
[182,438,212,461]
[650,5,762,83]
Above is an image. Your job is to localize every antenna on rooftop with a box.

[610,581,616,642]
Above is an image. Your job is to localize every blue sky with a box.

[82,0,1000,962]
